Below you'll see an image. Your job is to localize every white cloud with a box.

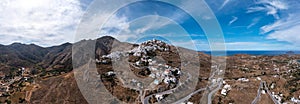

[226,42,258,46]
[260,14,300,34]
[247,0,288,19]
[78,11,192,44]
[98,15,173,43]
[256,0,300,47]
[224,42,298,50]
[76,1,202,43]
[259,0,288,10]
[247,17,260,29]
[247,7,266,13]
[102,15,130,33]
[133,15,171,34]
[0,0,84,46]
[267,25,300,45]
[228,16,238,25]
[98,15,138,42]
[219,0,231,10]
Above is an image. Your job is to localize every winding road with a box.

[175,87,207,104]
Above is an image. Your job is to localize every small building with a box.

[256,77,262,81]
[221,84,231,96]
[238,78,249,82]
[153,79,160,85]
[107,71,115,76]
[149,73,155,78]
[155,94,163,101]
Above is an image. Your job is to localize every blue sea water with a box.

[201,51,300,56]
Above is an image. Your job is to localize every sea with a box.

[201,51,300,56]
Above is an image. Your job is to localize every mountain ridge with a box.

[0,36,118,74]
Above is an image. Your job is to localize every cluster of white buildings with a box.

[128,40,180,86]
[147,63,181,87]
[129,39,170,57]
[100,51,127,62]
[97,39,170,65]
[0,67,29,97]
[98,39,181,90]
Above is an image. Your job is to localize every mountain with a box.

[0,43,46,66]
[40,43,72,72]
[0,36,213,104]
[0,43,48,76]
[0,36,123,76]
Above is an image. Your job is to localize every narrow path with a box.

[251,82,263,104]
[251,81,279,104]
[207,80,223,104]
[263,81,279,104]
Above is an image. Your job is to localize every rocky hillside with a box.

[0,36,210,104]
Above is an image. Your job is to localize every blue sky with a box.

[205,0,300,50]
[0,0,300,51]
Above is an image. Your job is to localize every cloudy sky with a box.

[0,0,300,51]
